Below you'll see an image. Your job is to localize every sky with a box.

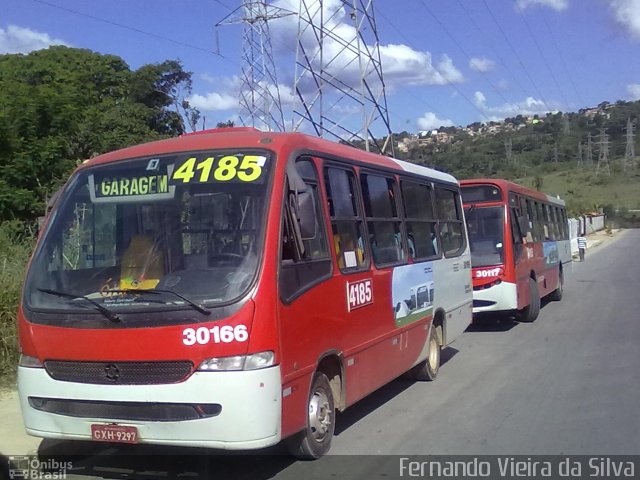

[3,0,640,136]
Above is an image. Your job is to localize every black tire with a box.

[548,269,563,301]
[411,324,441,381]
[518,277,540,322]
[286,372,335,459]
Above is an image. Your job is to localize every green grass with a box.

[515,167,640,214]
[395,307,433,328]
[0,222,34,386]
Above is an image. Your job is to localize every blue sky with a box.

[3,0,640,135]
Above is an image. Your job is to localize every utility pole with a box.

[624,117,636,172]
[595,128,611,177]
[216,1,295,131]
[553,141,558,163]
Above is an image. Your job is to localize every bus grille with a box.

[29,397,221,422]
[43,360,194,385]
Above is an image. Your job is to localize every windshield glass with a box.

[25,150,272,312]
[464,205,505,267]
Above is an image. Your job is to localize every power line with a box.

[515,4,569,110]
[376,6,492,124]
[481,0,552,114]
[540,10,584,108]
[418,0,518,116]
[454,0,532,100]
[28,0,239,67]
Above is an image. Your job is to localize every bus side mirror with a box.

[297,191,317,240]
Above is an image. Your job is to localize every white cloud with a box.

[628,83,640,99]
[270,0,464,90]
[189,76,295,114]
[469,57,496,73]
[515,0,569,11]
[380,47,464,86]
[188,92,239,111]
[417,112,454,130]
[0,25,68,54]
[474,90,553,117]
[608,0,640,41]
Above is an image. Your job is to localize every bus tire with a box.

[518,278,540,322]
[411,324,440,381]
[548,269,563,301]
[286,372,335,459]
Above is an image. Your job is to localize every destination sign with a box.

[88,163,176,203]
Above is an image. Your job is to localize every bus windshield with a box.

[24,150,271,313]
[464,205,505,267]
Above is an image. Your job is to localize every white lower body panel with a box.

[472,281,517,313]
[18,365,282,449]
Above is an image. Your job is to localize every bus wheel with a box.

[549,269,563,301]
[412,324,440,381]
[286,372,335,459]
[518,278,540,322]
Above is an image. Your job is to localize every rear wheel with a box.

[286,372,335,459]
[518,277,540,322]
[411,324,441,381]
[548,269,563,301]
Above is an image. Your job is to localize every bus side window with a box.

[401,180,439,260]
[361,173,405,266]
[279,158,332,303]
[325,166,368,272]
[435,187,466,258]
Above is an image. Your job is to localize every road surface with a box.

[1,229,638,479]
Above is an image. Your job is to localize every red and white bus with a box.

[18,128,472,458]
[460,179,571,322]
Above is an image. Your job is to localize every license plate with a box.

[91,424,138,444]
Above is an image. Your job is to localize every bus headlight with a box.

[19,355,43,368]
[197,351,275,372]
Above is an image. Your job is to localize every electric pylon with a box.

[624,117,636,172]
[217,1,295,131]
[293,0,394,154]
[595,128,610,177]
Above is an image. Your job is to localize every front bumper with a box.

[18,365,282,450]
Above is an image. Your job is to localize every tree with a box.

[0,46,200,222]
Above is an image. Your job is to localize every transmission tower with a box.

[595,128,610,177]
[505,137,513,164]
[624,117,637,172]
[293,0,394,154]
[576,141,583,166]
[217,1,295,131]
[586,132,593,166]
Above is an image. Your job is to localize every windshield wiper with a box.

[37,288,121,323]
[111,288,211,316]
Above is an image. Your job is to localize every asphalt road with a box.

[2,230,638,479]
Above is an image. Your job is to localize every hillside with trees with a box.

[397,101,640,215]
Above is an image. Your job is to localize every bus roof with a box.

[79,128,458,185]
[460,178,565,207]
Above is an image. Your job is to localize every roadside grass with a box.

[515,168,640,212]
[0,222,34,386]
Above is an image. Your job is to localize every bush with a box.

[0,222,34,382]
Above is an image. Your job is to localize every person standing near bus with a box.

[577,233,587,261]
